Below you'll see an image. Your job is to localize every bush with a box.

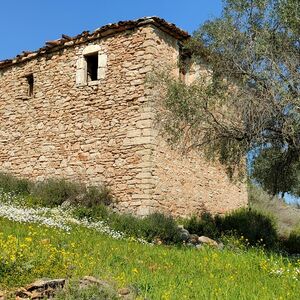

[184,212,220,239]
[80,185,113,207]
[31,178,84,207]
[282,229,300,254]
[141,213,181,244]
[30,178,113,208]
[109,213,145,238]
[220,208,278,248]
[101,212,181,244]
[73,204,110,221]
[0,172,31,195]
[54,281,119,300]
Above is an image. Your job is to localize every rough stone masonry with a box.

[0,17,247,216]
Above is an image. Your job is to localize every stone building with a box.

[0,17,247,216]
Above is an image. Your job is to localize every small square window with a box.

[85,53,98,82]
[26,74,34,97]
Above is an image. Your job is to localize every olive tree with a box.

[156,0,300,193]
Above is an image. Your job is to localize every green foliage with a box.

[248,183,300,237]
[54,281,119,300]
[156,0,300,189]
[33,179,113,208]
[73,206,181,244]
[185,209,278,248]
[108,213,145,238]
[80,185,113,207]
[282,228,300,254]
[73,204,110,221]
[220,208,278,248]
[141,213,181,244]
[31,178,84,207]
[0,172,113,208]
[184,213,220,239]
[1,218,300,299]
[252,147,300,197]
[0,172,31,195]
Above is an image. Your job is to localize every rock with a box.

[195,244,204,250]
[31,290,49,299]
[60,200,72,208]
[15,279,66,299]
[79,276,112,289]
[15,288,31,298]
[118,287,136,299]
[25,279,65,292]
[189,234,200,245]
[118,288,131,295]
[153,237,163,245]
[198,236,219,247]
[178,225,190,242]
[217,242,224,250]
[0,291,5,300]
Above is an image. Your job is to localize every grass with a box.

[1,218,300,300]
[0,173,113,208]
[249,184,300,235]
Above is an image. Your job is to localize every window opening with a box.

[26,74,34,97]
[85,53,98,82]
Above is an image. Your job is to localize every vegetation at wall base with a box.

[282,228,300,255]
[74,206,181,245]
[184,209,279,249]
[0,172,31,195]
[1,218,300,299]
[0,171,299,255]
[0,172,300,299]
[0,172,113,208]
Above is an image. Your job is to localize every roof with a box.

[0,17,189,70]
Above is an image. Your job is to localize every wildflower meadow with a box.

[0,189,300,299]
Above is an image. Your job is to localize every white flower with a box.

[0,191,150,245]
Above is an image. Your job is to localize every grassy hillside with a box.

[0,175,299,299]
[1,217,300,300]
[249,185,300,235]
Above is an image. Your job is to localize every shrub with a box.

[31,178,84,207]
[109,213,145,238]
[141,213,181,244]
[220,208,278,248]
[184,212,220,239]
[80,185,113,207]
[282,228,300,254]
[103,212,181,244]
[0,172,31,195]
[30,178,113,208]
[73,204,110,221]
[54,281,119,300]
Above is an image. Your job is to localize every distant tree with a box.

[252,147,299,197]
[156,0,300,191]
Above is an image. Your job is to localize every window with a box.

[76,44,107,86]
[85,53,98,82]
[26,74,34,97]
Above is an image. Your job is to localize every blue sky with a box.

[0,0,222,60]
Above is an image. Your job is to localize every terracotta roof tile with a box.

[0,17,189,69]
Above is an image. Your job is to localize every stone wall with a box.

[0,23,247,216]
[0,26,158,214]
[145,26,248,217]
